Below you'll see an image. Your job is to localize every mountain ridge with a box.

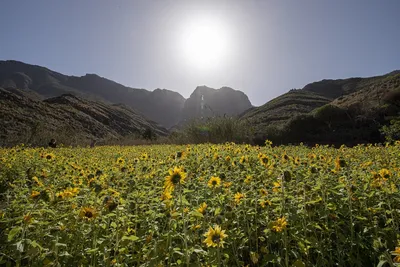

[0,60,252,128]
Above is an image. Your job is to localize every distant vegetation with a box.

[169,116,254,144]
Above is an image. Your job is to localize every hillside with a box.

[241,89,331,127]
[242,71,400,145]
[0,87,167,146]
[0,60,252,128]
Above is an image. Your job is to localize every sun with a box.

[179,17,230,70]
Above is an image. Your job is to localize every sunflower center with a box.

[262,158,268,164]
[171,173,181,184]
[46,155,52,159]
[212,234,221,244]
[212,180,217,185]
[85,211,93,218]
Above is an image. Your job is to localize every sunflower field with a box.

[1,142,400,266]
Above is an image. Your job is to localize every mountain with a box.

[0,60,186,128]
[241,71,400,145]
[181,86,252,121]
[0,87,167,146]
[0,60,252,128]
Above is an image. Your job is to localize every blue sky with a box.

[1,0,399,106]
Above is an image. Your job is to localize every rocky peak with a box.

[182,86,252,120]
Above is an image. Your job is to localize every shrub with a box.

[170,116,254,144]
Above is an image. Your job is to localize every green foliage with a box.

[383,88,400,108]
[380,116,400,142]
[313,104,348,122]
[1,143,400,266]
[171,116,254,144]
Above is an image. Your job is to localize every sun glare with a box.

[180,17,230,70]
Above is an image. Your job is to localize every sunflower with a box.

[224,182,232,188]
[203,225,228,248]
[116,157,125,165]
[56,187,79,199]
[175,151,185,159]
[191,224,201,231]
[272,182,281,193]
[104,196,118,212]
[239,156,248,164]
[79,207,97,220]
[161,188,173,201]
[392,247,400,262]
[259,188,268,196]
[234,192,245,204]
[272,216,287,232]
[44,153,55,160]
[334,157,347,170]
[244,175,252,184]
[208,176,221,189]
[164,167,187,190]
[259,155,270,167]
[281,153,290,162]
[379,168,391,179]
[197,202,207,214]
[30,190,41,199]
[260,199,272,208]
[213,153,219,161]
[32,176,43,187]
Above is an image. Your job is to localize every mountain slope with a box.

[242,71,400,145]
[0,60,253,128]
[241,90,331,127]
[0,87,167,146]
[0,60,186,128]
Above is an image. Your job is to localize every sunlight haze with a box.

[1,0,399,105]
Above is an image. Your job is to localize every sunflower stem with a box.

[179,184,189,267]
[217,247,221,267]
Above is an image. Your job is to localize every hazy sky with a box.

[1,0,399,106]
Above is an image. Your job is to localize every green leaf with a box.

[183,189,194,193]
[377,260,387,267]
[59,251,72,257]
[292,260,305,267]
[30,240,43,250]
[355,216,368,221]
[193,248,207,255]
[190,211,204,218]
[173,250,184,256]
[121,235,139,241]
[214,207,221,216]
[86,248,99,253]
[8,227,22,242]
